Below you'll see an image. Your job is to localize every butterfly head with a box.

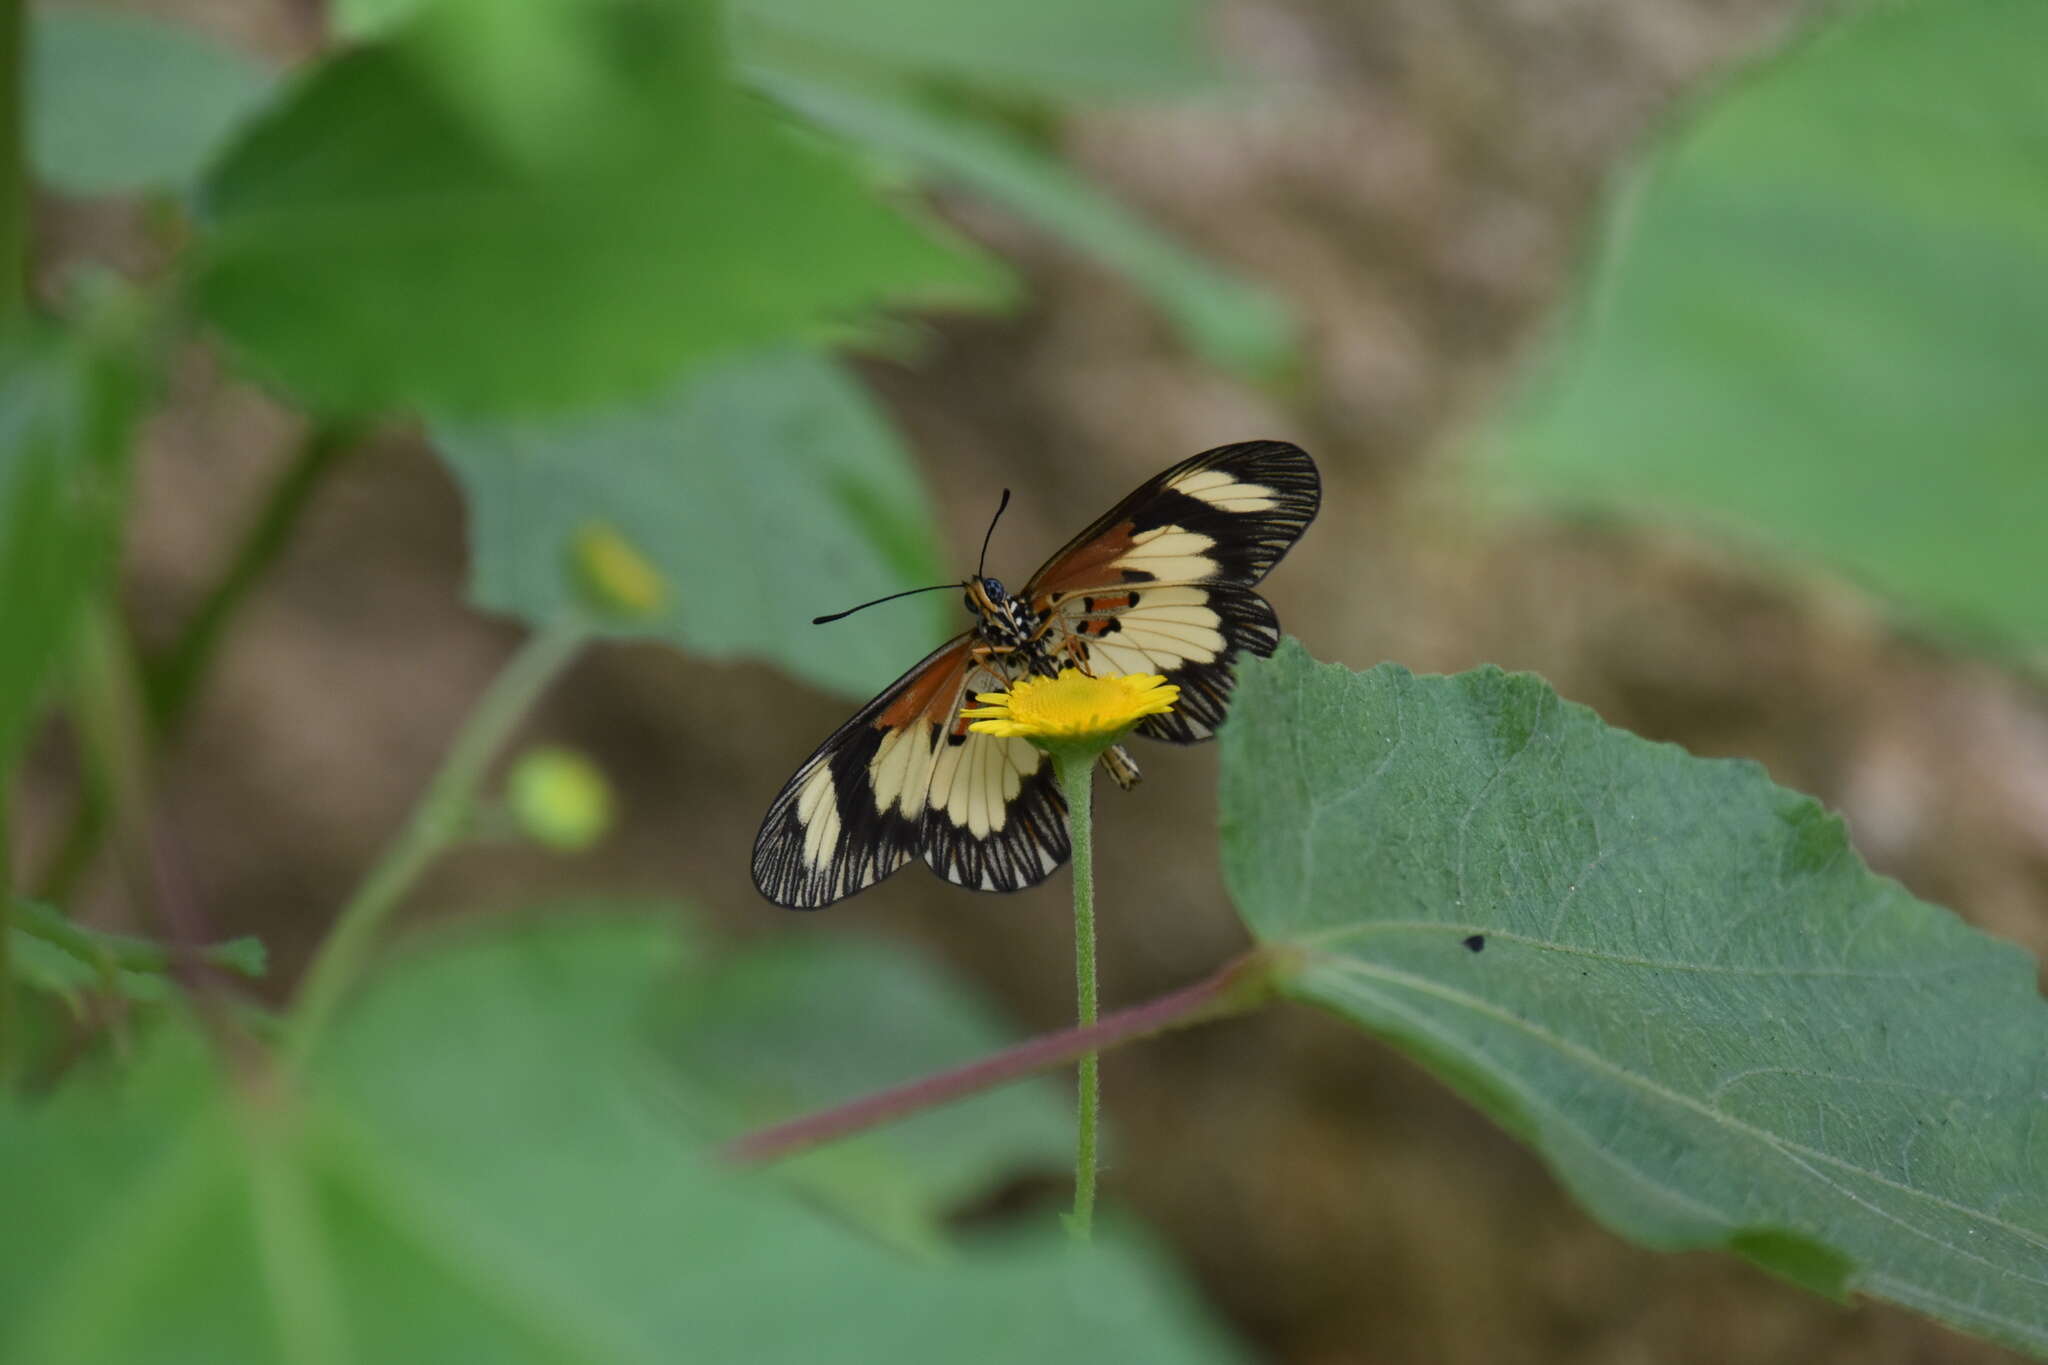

[965,575,1040,654]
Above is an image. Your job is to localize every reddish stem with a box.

[721,948,1285,1167]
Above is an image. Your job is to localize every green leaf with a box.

[28,9,274,196]
[341,0,1219,98]
[6,899,265,1007]
[0,296,150,776]
[660,934,1074,1251]
[0,912,1242,1364]
[1487,0,2048,650]
[434,347,951,698]
[1221,642,2048,1355]
[194,0,1007,417]
[736,0,1217,100]
[759,72,1294,379]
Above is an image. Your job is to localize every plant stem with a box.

[1,789,15,1083]
[0,0,26,325]
[723,948,1280,1167]
[285,621,586,1067]
[1056,750,1099,1239]
[147,423,361,734]
[38,425,361,904]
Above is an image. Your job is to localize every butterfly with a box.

[752,440,1320,909]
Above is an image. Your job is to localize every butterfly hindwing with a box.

[752,636,1069,909]
[1027,440,1317,743]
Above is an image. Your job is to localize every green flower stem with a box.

[285,620,587,1067]
[1053,747,1099,1240]
[723,947,1283,1166]
[148,422,363,734]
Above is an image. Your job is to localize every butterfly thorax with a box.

[964,576,1056,673]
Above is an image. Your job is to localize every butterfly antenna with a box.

[811,582,956,625]
[977,488,1011,580]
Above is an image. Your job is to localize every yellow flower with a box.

[961,669,1179,746]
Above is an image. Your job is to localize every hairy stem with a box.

[0,0,26,324]
[285,621,586,1067]
[1057,750,1099,1239]
[722,948,1281,1167]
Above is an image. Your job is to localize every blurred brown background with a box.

[31,1,2048,1361]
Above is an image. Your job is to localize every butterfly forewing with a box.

[751,636,1069,909]
[1027,440,1318,741]
[752,439,1317,909]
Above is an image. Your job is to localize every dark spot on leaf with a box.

[1462,934,1486,953]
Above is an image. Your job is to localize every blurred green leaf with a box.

[195,0,1006,417]
[661,934,1074,1252]
[761,72,1294,379]
[435,347,952,698]
[0,298,149,776]
[1488,0,2048,649]
[339,0,1220,96]
[29,9,274,196]
[738,0,1217,100]
[0,913,1242,1364]
[6,899,266,1008]
[1221,642,2048,1355]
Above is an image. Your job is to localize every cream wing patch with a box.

[796,763,841,868]
[1116,525,1218,583]
[1168,467,1279,512]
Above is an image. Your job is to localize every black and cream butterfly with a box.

[752,440,1319,909]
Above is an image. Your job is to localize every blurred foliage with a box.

[1221,644,2048,1356]
[0,913,1242,1364]
[27,9,274,197]
[435,348,950,698]
[761,73,1294,378]
[7,898,265,1008]
[194,0,1006,415]
[0,290,147,777]
[661,933,1075,1254]
[1490,0,2048,652]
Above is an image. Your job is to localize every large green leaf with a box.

[434,347,950,698]
[758,72,1293,379]
[0,913,1242,1363]
[28,9,274,196]
[194,0,1005,417]
[1488,0,2048,649]
[1220,642,2048,1356]
[660,933,1074,1251]
[0,299,148,776]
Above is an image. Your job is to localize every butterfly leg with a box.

[1099,743,1142,790]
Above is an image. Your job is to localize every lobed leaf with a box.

[434,347,953,699]
[1221,642,2048,1355]
[1487,0,2048,650]
[0,912,1242,1363]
